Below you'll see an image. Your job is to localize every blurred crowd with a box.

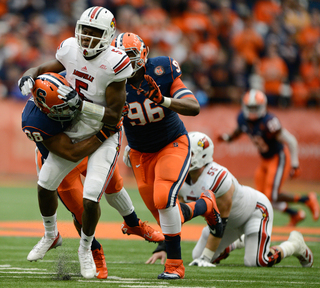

[1,0,320,107]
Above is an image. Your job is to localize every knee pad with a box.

[104,188,134,216]
[159,205,181,235]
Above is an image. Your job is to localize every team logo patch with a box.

[154,66,164,76]
[111,17,116,29]
[197,137,209,149]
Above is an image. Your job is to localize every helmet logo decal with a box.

[154,66,164,76]
[110,17,116,29]
[197,137,209,149]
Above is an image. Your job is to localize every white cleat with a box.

[27,233,62,261]
[78,248,96,279]
[288,231,313,267]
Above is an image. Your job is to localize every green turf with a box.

[0,185,319,287]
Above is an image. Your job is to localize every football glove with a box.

[140,75,164,105]
[57,85,82,111]
[18,76,35,96]
[122,101,130,117]
[217,133,230,142]
[189,255,216,267]
[123,145,132,168]
[290,166,301,178]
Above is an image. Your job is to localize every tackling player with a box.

[21,73,164,279]
[113,32,224,280]
[218,89,319,226]
[147,132,314,268]
[18,7,163,279]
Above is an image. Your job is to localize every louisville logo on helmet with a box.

[198,137,209,149]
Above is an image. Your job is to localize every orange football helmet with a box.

[32,73,77,122]
[112,32,149,75]
[242,89,267,120]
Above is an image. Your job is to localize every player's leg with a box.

[80,135,121,279]
[154,135,190,280]
[57,158,108,279]
[243,192,277,267]
[28,150,79,262]
[105,164,164,242]
[264,149,305,226]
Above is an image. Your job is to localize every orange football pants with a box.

[37,151,123,224]
[129,135,190,225]
[254,146,291,202]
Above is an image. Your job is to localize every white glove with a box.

[18,76,35,96]
[123,145,132,168]
[57,85,82,110]
[189,255,216,267]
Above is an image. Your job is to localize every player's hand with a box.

[189,256,216,267]
[123,145,132,168]
[58,85,82,111]
[140,75,164,105]
[122,101,130,117]
[18,76,35,96]
[95,120,122,143]
[145,251,166,265]
[290,166,301,178]
[217,133,230,142]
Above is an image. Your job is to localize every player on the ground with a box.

[218,89,319,226]
[146,131,314,268]
[18,7,163,279]
[113,32,223,280]
[21,72,164,279]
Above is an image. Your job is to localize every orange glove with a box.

[290,166,301,178]
[140,75,164,105]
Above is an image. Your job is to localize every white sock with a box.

[279,241,296,258]
[42,213,58,238]
[229,235,245,251]
[79,229,94,251]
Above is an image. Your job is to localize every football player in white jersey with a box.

[146,132,314,268]
[17,6,149,279]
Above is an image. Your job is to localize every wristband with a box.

[95,129,110,143]
[161,96,171,108]
[201,247,215,262]
[81,101,105,122]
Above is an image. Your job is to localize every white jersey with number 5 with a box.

[55,37,132,142]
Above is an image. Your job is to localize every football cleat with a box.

[287,210,306,227]
[78,248,96,279]
[158,259,185,280]
[305,192,319,221]
[92,246,108,279]
[121,220,165,243]
[200,190,220,227]
[27,232,62,261]
[288,231,313,267]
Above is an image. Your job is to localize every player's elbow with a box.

[63,153,83,163]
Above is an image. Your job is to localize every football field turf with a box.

[1,184,319,288]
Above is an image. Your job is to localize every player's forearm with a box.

[167,97,200,116]
[278,128,299,167]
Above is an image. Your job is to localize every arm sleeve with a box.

[277,128,299,167]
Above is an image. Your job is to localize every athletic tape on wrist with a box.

[81,101,105,122]
[202,247,215,262]
[161,96,171,108]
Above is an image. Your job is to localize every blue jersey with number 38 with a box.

[21,98,71,159]
[123,56,188,153]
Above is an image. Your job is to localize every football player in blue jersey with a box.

[21,72,164,279]
[113,32,224,280]
[218,89,319,226]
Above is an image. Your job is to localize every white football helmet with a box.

[112,32,149,75]
[242,89,267,121]
[189,132,214,171]
[75,6,116,57]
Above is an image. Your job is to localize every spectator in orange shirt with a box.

[256,43,290,106]
[231,15,264,87]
